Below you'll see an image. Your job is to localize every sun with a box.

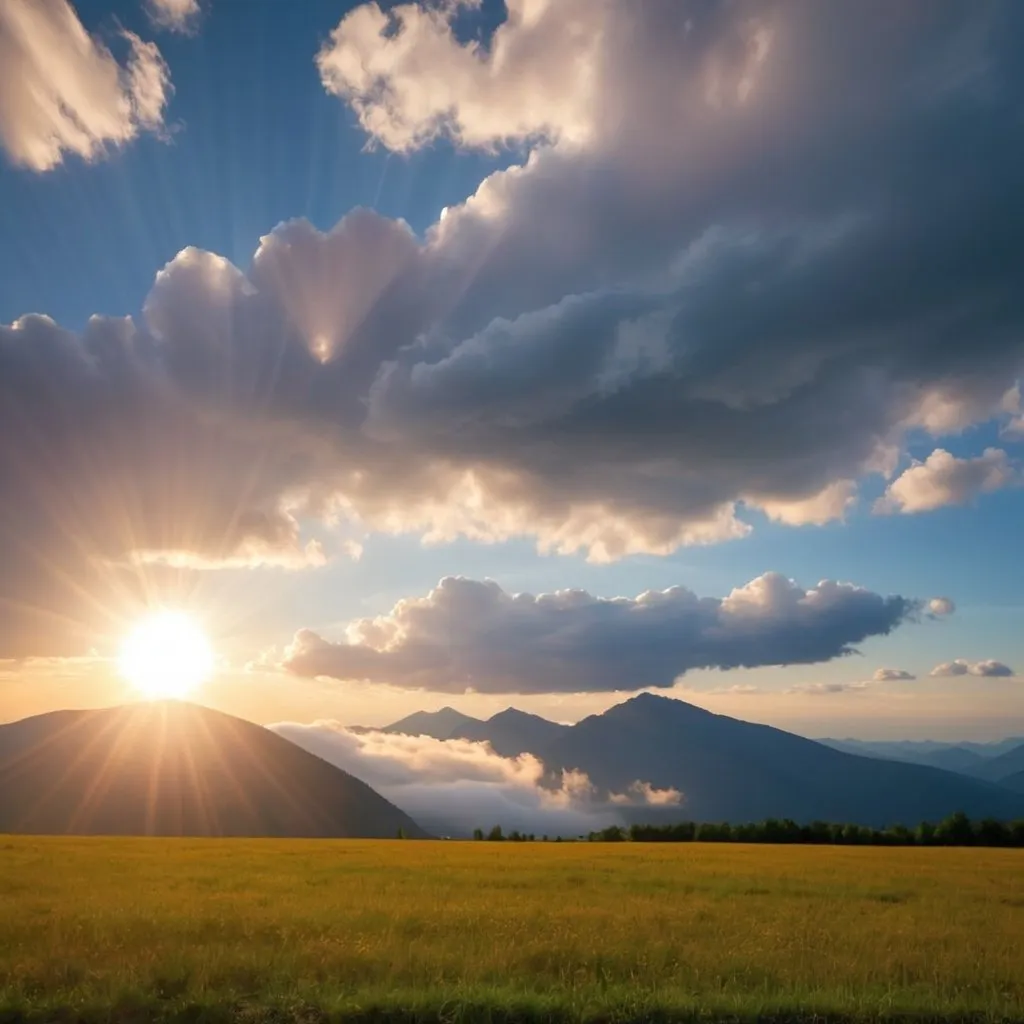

[119,611,214,700]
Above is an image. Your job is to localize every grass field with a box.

[2,838,1023,1023]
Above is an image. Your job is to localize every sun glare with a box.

[119,611,214,700]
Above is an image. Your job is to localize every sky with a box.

[2,0,1024,741]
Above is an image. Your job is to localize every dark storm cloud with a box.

[3,0,1024,654]
[281,573,923,693]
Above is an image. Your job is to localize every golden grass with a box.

[1,837,1023,1022]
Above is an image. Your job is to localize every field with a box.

[2,839,1024,1023]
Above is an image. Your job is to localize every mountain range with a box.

[379,694,1024,827]
[0,701,427,837]
[3,694,1024,838]
[382,706,569,757]
[818,735,1024,787]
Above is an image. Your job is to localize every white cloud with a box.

[0,0,170,171]
[875,448,1019,514]
[930,659,1015,678]
[145,0,200,34]
[282,572,922,694]
[927,597,956,617]
[316,0,602,153]
[269,720,678,836]
[872,668,916,682]
[786,681,871,696]
[705,684,763,696]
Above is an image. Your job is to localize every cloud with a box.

[4,3,1024,652]
[269,720,678,836]
[786,681,871,696]
[0,0,170,170]
[789,666,919,692]
[316,0,601,154]
[281,573,922,694]
[145,0,200,34]
[872,667,916,682]
[928,597,956,617]
[875,448,1019,514]
[0,312,334,656]
[930,659,1015,678]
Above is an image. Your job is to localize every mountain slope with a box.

[452,708,569,757]
[818,736,1024,769]
[0,702,428,837]
[974,742,1024,783]
[1000,770,1024,795]
[538,694,1024,826]
[382,707,482,741]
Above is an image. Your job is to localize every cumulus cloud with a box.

[0,0,170,170]
[930,659,1015,678]
[316,0,601,153]
[928,597,956,617]
[790,666,919,692]
[4,2,1024,653]
[875,449,1020,514]
[282,573,922,693]
[0,313,334,655]
[704,684,763,696]
[786,681,871,696]
[269,720,678,836]
[873,667,916,682]
[145,0,200,34]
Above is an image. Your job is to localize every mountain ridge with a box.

[377,693,1024,827]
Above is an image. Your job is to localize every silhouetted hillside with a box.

[0,702,428,837]
[452,708,569,757]
[538,694,1024,827]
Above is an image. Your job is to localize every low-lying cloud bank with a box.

[270,720,680,836]
[282,573,933,693]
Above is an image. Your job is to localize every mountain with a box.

[0,702,428,837]
[1000,770,1024,795]
[819,736,1024,768]
[451,708,569,757]
[921,747,992,774]
[382,706,482,741]
[973,742,1024,783]
[536,694,1024,827]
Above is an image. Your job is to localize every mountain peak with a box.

[489,707,548,723]
[616,692,712,715]
[382,706,482,740]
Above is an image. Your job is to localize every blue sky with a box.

[1,0,1023,738]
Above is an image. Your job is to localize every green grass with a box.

[2,838,1023,1023]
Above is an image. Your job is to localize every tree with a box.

[916,821,936,845]
[934,811,974,846]
[976,818,1010,847]
[472,828,484,842]
[487,825,505,842]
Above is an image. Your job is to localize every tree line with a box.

[471,813,1024,846]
